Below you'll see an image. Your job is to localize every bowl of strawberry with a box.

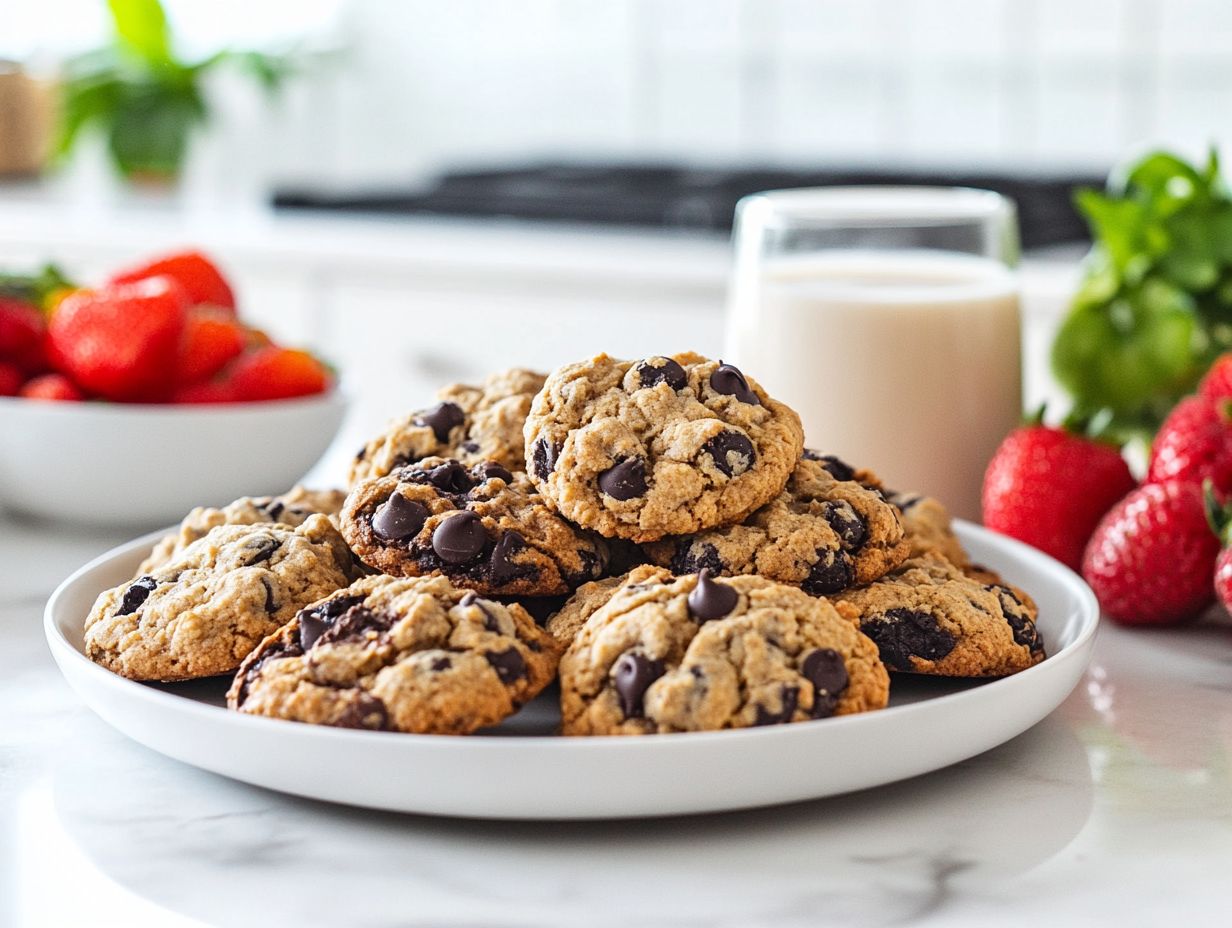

[0,250,345,526]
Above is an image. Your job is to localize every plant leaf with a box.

[108,0,174,66]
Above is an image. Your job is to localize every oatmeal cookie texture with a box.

[560,571,888,735]
[348,368,545,485]
[546,564,674,647]
[524,353,803,542]
[341,457,608,596]
[645,455,909,596]
[833,554,1045,677]
[889,491,971,568]
[229,574,559,734]
[138,486,348,575]
[85,516,353,682]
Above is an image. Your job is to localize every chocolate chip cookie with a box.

[524,353,803,542]
[833,554,1046,677]
[560,570,888,735]
[644,456,909,596]
[138,486,348,575]
[341,457,608,596]
[545,564,673,647]
[348,367,545,485]
[889,491,971,568]
[86,516,353,682]
[229,574,559,734]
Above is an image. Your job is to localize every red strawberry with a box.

[229,346,331,401]
[983,418,1137,570]
[172,379,238,404]
[0,296,47,373]
[1199,352,1232,403]
[1146,395,1232,493]
[109,250,236,312]
[19,373,85,402]
[0,361,23,396]
[47,277,188,402]
[177,308,246,385]
[1083,481,1220,624]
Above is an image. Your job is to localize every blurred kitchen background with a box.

[2,0,1229,469]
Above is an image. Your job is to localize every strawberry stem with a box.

[1203,479,1232,544]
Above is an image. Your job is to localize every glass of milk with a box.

[724,187,1021,521]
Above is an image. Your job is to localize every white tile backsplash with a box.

[64,0,1232,184]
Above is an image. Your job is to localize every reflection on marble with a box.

[3,511,1232,926]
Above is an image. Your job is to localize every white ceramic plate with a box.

[46,521,1098,820]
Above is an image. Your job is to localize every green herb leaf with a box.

[107,0,174,66]
[1053,148,1232,433]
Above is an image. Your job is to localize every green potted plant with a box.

[56,0,294,184]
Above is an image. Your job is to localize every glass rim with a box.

[735,185,1016,229]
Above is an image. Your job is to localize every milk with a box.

[725,250,1022,521]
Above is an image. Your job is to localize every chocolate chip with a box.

[333,694,391,731]
[298,594,367,651]
[432,511,488,563]
[670,541,724,576]
[565,548,604,586]
[754,685,799,726]
[816,454,856,482]
[423,459,473,493]
[990,585,1044,653]
[701,430,755,477]
[612,652,665,718]
[801,551,854,595]
[241,535,279,565]
[892,493,924,512]
[317,605,396,647]
[430,656,452,671]
[116,576,157,616]
[461,591,500,632]
[461,441,480,453]
[802,648,848,718]
[261,499,286,521]
[415,401,465,443]
[355,445,367,462]
[485,647,527,684]
[261,577,279,614]
[861,608,957,671]
[688,569,738,621]
[709,362,760,405]
[598,457,647,500]
[298,613,329,651]
[531,438,560,479]
[821,501,868,551]
[489,531,528,585]
[635,357,686,391]
[476,462,513,483]
[372,493,429,542]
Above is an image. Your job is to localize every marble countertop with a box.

[3,511,1231,928]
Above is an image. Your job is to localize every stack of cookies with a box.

[83,352,1045,737]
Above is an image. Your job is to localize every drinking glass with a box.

[724,187,1021,521]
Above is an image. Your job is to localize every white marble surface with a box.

[3,511,1232,928]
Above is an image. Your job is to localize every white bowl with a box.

[0,390,347,526]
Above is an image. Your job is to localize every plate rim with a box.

[44,519,1099,753]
